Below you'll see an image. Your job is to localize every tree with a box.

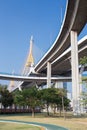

[23,87,41,117]
[79,56,87,111]
[1,87,14,109]
[0,85,6,110]
[80,56,87,81]
[14,90,25,111]
[80,56,87,66]
[14,87,42,117]
[38,87,70,117]
[39,88,56,116]
[80,92,87,106]
[0,84,2,102]
[55,88,68,118]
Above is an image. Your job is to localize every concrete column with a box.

[79,65,84,93]
[79,73,83,94]
[70,31,80,115]
[55,81,63,88]
[79,66,84,114]
[47,62,51,88]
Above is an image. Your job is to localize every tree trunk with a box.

[4,107,6,114]
[59,107,61,117]
[1,103,2,113]
[32,108,35,117]
[47,104,49,116]
[15,105,17,113]
[53,106,56,115]
[62,96,66,120]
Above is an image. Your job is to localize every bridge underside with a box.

[21,39,87,88]
[37,38,87,76]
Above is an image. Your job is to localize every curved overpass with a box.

[35,0,87,74]
[21,0,87,90]
[0,0,86,94]
[12,0,87,114]
[40,36,87,76]
[0,73,71,82]
[20,35,87,88]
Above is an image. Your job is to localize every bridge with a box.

[0,72,71,82]
[33,0,87,115]
[0,0,87,115]
[0,35,87,90]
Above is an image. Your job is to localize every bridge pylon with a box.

[23,36,35,75]
[8,80,15,92]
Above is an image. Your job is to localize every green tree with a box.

[14,90,25,111]
[23,87,41,117]
[1,87,14,109]
[80,92,87,106]
[39,88,56,116]
[14,87,41,117]
[80,56,87,106]
[80,56,87,82]
[55,88,67,118]
[80,56,87,66]
[39,88,47,115]
[39,87,70,117]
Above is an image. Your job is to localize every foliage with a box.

[79,56,87,106]
[80,56,87,81]
[39,87,70,116]
[39,88,57,115]
[0,83,70,117]
[23,87,41,113]
[0,87,14,108]
[80,56,87,66]
[14,90,25,107]
[14,87,41,117]
[80,92,87,106]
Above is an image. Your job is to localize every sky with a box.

[0,0,87,85]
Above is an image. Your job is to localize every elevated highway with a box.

[21,0,87,114]
[35,0,87,74]
[5,0,87,89]
[0,73,71,82]
[38,36,87,76]
[0,72,71,91]
[21,36,87,87]
[0,0,86,89]
[0,0,87,114]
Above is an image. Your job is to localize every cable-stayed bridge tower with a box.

[18,36,35,90]
[8,36,35,91]
[8,80,15,92]
[23,36,35,76]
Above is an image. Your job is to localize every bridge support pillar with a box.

[79,73,84,114]
[70,31,80,115]
[47,62,51,88]
[55,81,63,88]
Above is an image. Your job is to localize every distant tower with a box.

[26,36,34,67]
[8,80,15,92]
[8,70,15,92]
[24,36,35,75]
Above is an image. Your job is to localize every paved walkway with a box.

[0,119,68,130]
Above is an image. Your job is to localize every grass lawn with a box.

[0,122,41,130]
[0,112,87,130]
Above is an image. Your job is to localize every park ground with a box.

[0,112,87,130]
